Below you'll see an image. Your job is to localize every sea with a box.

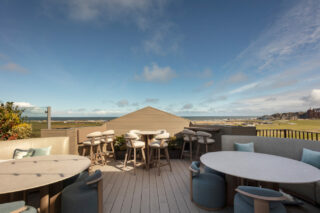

[27,116,257,121]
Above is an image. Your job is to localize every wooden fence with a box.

[256,129,320,141]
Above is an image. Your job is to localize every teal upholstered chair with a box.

[234,186,287,213]
[204,166,225,179]
[189,161,226,210]
[0,201,36,213]
[62,170,103,213]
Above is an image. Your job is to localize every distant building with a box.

[306,108,320,119]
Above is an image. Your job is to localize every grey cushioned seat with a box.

[190,161,226,209]
[0,201,37,213]
[62,170,102,213]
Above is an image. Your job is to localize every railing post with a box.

[47,106,51,130]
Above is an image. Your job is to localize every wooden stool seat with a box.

[148,133,172,176]
[124,132,146,175]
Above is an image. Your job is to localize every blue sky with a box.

[1,0,320,117]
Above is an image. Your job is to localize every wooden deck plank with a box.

[140,169,150,213]
[171,161,200,213]
[104,171,126,213]
[102,170,118,203]
[155,171,170,213]
[161,169,181,213]
[129,168,143,213]
[164,165,191,213]
[149,171,160,213]
[111,171,131,213]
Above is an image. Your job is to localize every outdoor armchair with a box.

[0,201,36,213]
[62,170,103,213]
[189,161,226,210]
[234,186,287,213]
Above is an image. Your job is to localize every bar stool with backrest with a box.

[181,129,197,161]
[101,130,116,164]
[149,132,172,176]
[195,131,215,158]
[82,131,104,166]
[124,132,146,175]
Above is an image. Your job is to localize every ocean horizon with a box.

[27,116,257,121]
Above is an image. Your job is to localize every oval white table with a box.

[0,155,91,213]
[200,151,320,205]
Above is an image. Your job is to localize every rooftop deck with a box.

[93,160,319,213]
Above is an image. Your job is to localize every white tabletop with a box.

[0,155,90,194]
[138,130,159,135]
[200,151,320,184]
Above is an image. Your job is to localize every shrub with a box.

[0,102,32,140]
[114,135,127,151]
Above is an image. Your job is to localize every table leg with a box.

[40,186,49,213]
[226,175,240,206]
[49,181,63,213]
[145,135,150,169]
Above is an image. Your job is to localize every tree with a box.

[0,102,32,140]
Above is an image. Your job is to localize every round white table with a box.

[0,155,91,213]
[201,151,320,205]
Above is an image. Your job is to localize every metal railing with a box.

[256,129,320,141]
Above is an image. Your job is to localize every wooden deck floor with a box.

[93,160,233,213]
[93,159,319,213]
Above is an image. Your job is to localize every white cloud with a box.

[182,104,193,110]
[145,98,159,103]
[229,82,259,94]
[227,72,247,83]
[136,63,176,83]
[0,62,28,73]
[13,102,34,107]
[116,99,129,107]
[232,0,320,73]
[144,22,181,55]
[310,89,320,103]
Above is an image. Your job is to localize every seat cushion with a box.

[234,193,286,213]
[193,173,226,209]
[32,146,52,156]
[86,131,102,138]
[301,148,320,169]
[183,135,197,141]
[127,141,145,148]
[13,148,34,159]
[0,201,37,213]
[154,132,170,140]
[234,142,254,152]
[83,140,100,145]
[236,186,284,209]
[149,140,168,148]
[125,132,139,140]
[102,130,114,135]
[197,137,215,144]
[196,131,212,137]
[100,138,113,143]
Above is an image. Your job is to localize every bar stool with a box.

[82,131,103,166]
[149,132,172,176]
[124,132,146,175]
[195,131,215,158]
[101,130,116,164]
[181,129,197,161]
